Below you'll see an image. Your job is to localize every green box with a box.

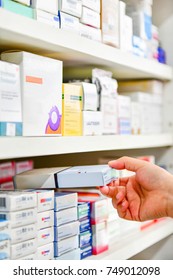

[1,0,34,18]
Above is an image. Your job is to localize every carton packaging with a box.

[59,12,80,33]
[54,220,80,241]
[79,23,101,41]
[92,221,108,255]
[82,0,100,13]
[58,0,82,18]
[1,0,34,18]
[10,238,37,259]
[54,192,78,211]
[0,239,10,260]
[55,248,80,260]
[83,111,102,136]
[37,210,54,230]
[0,162,15,184]
[32,0,58,15]
[54,207,78,226]
[80,6,100,29]
[34,9,60,28]
[10,223,37,244]
[54,235,79,257]
[0,220,10,241]
[37,227,54,246]
[36,242,54,260]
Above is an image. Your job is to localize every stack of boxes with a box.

[34,190,54,260]
[0,191,37,259]
[0,162,15,191]
[54,192,80,259]
[78,201,92,259]
[0,220,10,260]
[119,1,133,52]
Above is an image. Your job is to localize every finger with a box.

[116,187,126,204]
[108,156,148,172]
[110,177,129,187]
[99,185,118,198]
[117,202,132,220]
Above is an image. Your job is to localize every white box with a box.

[0,220,10,241]
[17,252,37,260]
[1,51,62,136]
[57,165,118,188]
[101,96,118,135]
[32,0,58,15]
[34,9,60,28]
[0,208,37,228]
[92,221,108,255]
[119,1,126,50]
[37,227,54,246]
[10,223,37,244]
[0,191,37,212]
[58,0,82,18]
[82,0,100,13]
[0,239,10,260]
[15,160,33,174]
[15,167,68,189]
[37,242,54,260]
[10,238,37,259]
[118,95,131,119]
[54,207,78,226]
[59,12,80,33]
[131,101,141,134]
[124,15,133,53]
[54,220,80,241]
[37,210,54,230]
[31,190,54,213]
[54,192,78,211]
[83,111,102,136]
[13,0,31,5]
[55,248,80,260]
[80,6,100,29]
[78,82,98,111]
[79,23,101,41]
[0,61,22,136]
[101,0,119,48]
[54,235,79,257]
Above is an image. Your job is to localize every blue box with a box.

[80,245,92,259]
[77,202,90,221]
[79,230,92,249]
[79,218,91,233]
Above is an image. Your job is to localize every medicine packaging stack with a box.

[119,1,133,52]
[78,201,92,259]
[1,51,62,137]
[0,0,34,18]
[54,192,80,259]
[79,0,101,42]
[0,220,10,260]
[0,191,37,259]
[0,162,15,191]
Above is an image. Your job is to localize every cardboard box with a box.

[13,0,30,5]
[76,82,98,111]
[80,245,92,259]
[118,80,164,95]
[80,6,100,29]
[62,84,82,136]
[10,223,37,244]
[1,0,34,18]
[37,227,54,246]
[79,230,92,248]
[0,162,15,184]
[55,248,80,260]
[37,242,54,260]
[79,23,101,41]
[37,210,54,230]
[16,252,37,260]
[54,220,80,241]
[34,9,60,28]
[131,101,141,134]
[78,202,90,221]
[15,160,33,175]
[0,191,37,212]
[0,181,14,191]
[82,0,100,13]
[1,51,62,136]
[32,0,58,15]
[10,238,37,259]
[0,220,10,241]
[92,221,108,255]
[83,111,102,136]
[100,96,118,134]
[59,11,80,33]
[32,190,54,213]
[58,0,82,18]
[79,217,91,233]
[54,207,78,226]
[54,192,78,211]
[118,95,131,118]
[0,61,22,136]
[0,239,10,260]
[54,235,79,257]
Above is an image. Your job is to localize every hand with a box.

[99,156,173,221]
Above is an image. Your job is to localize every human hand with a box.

[99,156,173,221]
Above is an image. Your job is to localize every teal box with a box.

[0,122,22,136]
[1,0,34,18]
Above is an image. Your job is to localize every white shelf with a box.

[0,133,172,160]
[0,9,172,80]
[88,219,173,260]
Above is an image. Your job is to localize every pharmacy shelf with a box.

[0,9,172,81]
[0,133,172,160]
[88,219,173,260]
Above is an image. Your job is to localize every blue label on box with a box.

[80,246,92,259]
[80,218,91,233]
[79,230,92,249]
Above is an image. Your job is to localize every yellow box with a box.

[62,84,82,136]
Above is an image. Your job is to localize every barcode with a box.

[0,198,6,208]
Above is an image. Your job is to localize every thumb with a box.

[109,156,148,172]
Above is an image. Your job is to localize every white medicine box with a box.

[1,51,62,136]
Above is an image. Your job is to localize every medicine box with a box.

[79,82,98,111]
[92,221,109,255]
[55,248,80,260]
[37,242,54,260]
[10,238,37,259]
[0,61,22,136]
[79,230,92,249]
[77,202,90,221]
[0,220,10,241]
[101,0,119,48]
[58,0,82,18]
[62,83,82,136]
[0,239,10,260]
[83,111,102,136]
[54,192,78,211]
[54,207,78,226]
[37,210,54,230]
[32,0,58,15]
[10,223,37,245]
[34,9,60,28]
[0,191,37,212]
[14,167,68,189]
[100,96,118,135]
[59,12,80,33]
[37,227,54,246]
[82,0,100,13]
[1,51,62,136]
[79,217,91,233]
[57,165,118,188]
[13,0,30,5]
[1,0,34,18]
[79,23,101,42]
[16,252,37,260]
[0,181,14,191]
[15,160,33,175]
[30,190,54,213]
[80,6,100,29]
[0,162,15,184]
[0,208,37,228]
[54,235,79,257]
[54,220,80,241]
[80,245,92,259]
